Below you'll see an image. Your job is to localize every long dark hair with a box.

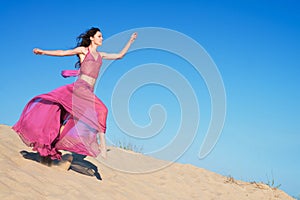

[75,27,101,68]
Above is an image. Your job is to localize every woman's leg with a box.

[98,132,107,159]
[59,125,65,134]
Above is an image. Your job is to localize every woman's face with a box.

[91,31,103,46]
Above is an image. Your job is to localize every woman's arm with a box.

[33,46,86,56]
[100,32,137,60]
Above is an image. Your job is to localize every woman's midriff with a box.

[79,74,96,87]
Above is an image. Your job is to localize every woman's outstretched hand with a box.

[130,32,138,43]
[33,48,43,55]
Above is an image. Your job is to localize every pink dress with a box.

[12,50,107,160]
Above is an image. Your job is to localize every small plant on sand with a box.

[292,194,300,200]
[265,172,281,189]
[116,140,143,153]
[249,172,282,190]
[224,175,237,184]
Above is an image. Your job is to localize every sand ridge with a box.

[0,125,294,200]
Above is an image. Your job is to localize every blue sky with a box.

[0,0,299,197]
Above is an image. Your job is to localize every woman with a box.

[13,27,137,166]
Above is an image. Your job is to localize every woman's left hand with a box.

[130,32,137,42]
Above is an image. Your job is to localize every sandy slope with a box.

[0,124,294,200]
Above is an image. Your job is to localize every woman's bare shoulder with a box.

[74,46,88,54]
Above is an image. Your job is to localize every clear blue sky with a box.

[0,0,299,197]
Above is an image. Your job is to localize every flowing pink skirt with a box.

[12,79,108,160]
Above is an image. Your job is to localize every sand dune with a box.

[0,124,294,200]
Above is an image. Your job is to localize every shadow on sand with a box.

[20,150,102,180]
